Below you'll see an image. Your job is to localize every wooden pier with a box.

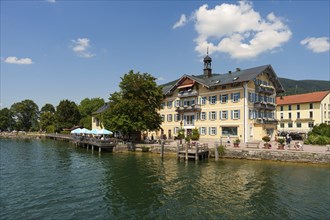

[177,143,209,161]
[45,134,116,152]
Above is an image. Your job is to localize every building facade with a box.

[276,91,330,134]
[91,103,110,130]
[157,55,284,143]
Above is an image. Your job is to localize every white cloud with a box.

[300,37,330,53]
[71,38,95,58]
[4,56,33,65]
[173,14,187,29]
[46,0,56,3]
[189,1,292,60]
[157,77,166,81]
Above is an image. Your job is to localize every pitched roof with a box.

[276,91,330,105]
[93,102,110,115]
[162,64,285,95]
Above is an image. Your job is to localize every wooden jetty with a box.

[45,134,116,152]
[177,143,209,161]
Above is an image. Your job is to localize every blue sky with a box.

[1,0,329,109]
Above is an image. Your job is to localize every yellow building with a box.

[276,91,330,134]
[91,103,110,130]
[157,55,284,143]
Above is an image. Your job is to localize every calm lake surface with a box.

[0,139,329,220]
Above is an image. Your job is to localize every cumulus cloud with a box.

[173,14,188,29]
[300,37,330,53]
[71,38,95,58]
[4,56,33,65]
[184,1,291,60]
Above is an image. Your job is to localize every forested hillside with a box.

[278,78,329,95]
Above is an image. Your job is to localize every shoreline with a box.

[1,132,329,164]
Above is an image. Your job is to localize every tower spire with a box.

[203,48,212,78]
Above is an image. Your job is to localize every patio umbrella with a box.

[90,129,99,135]
[70,128,82,134]
[97,129,113,135]
[80,128,92,134]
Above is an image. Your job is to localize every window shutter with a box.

[237,93,240,101]
[215,128,217,135]
[208,127,211,135]
[230,93,233,101]
[231,110,233,119]
[238,110,240,119]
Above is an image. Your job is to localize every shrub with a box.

[190,128,200,141]
[277,138,285,145]
[234,138,240,144]
[315,136,330,145]
[262,136,270,142]
[46,125,55,133]
[218,145,226,157]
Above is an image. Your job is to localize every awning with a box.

[177,83,194,89]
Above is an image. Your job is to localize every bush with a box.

[218,145,226,157]
[262,136,270,142]
[277,138,285,145]
[234,138,240,144]
[190,128,200,141]
[46,125,55,133]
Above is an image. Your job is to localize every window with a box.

[324,103,326,109]
[201,112,206,120]
[167,114,172,122]
[209,95,217,104]
[185,115,194,126]
[296,122,302,128]
[222,127,238,136]
[220,94,228,103]
[288,122,293,128]
[297,112,300,119]
[174,127,179,134]
[288,105,292,110]
[221,111,228,120]
[200,127,206,135]
[200,97,206,105]
[325,111,327,118]
[161,114,165,122]
[280,123,284,128]
[280,106,283,111]
[297,104,300,110]
[174,114,180,122]
[167,101,173,108]
[175,100,180,107]
[309,103,313,109]
[308,122,314,128]
[288,113,292,119]
[232,92,240,102]
[209,127,217,135]
[161,102,165,109]
[309,111,313,118]
[210,111,216,120]
[232,110,240,119]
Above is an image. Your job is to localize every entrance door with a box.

[168,129,172,139]
[187,129,192,137]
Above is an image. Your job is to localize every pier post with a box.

[99,147,101,153]
[160,140,164,159]
[185,143,188,160]
[214,143,219,161]
[195,144,199,161]
[92,146,94,151]
[176,142,180,159]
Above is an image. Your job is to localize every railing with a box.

[255,118,278,124]
[175,104,201,112]
[255,85,274,95]
[178,90,198,98]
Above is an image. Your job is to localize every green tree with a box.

[55,100,81,131]
[40,111,55,131]
[0,108,15,131]
[10,99,39,131]
[78,98,104,129]
[41,103,55,114]
[103,70,163,141]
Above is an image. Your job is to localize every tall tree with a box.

[103,70,163,140]
[55,100,81,131]
[41,103,55,114]
[0,108,15,131]
[10,99,39,131]
[78,98,105,129]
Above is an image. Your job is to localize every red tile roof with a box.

[276,91,329,105]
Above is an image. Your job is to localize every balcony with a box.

[178,90,198,98]
[254,118,278,125]
[254,102,266,109]
[264,104,276,111]
[176,104,201,113]
[255,85,274,95]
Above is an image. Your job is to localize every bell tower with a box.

[203,48,212,78]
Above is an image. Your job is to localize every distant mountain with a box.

[278,78,330,96]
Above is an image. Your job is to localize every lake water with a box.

[0,139,329,220]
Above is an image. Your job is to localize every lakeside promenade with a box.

[1,132,329,163]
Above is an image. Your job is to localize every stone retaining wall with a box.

[223,149,330,164]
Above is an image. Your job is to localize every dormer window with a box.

[233,77,239,81]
